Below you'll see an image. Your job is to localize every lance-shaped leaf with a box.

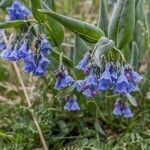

[108,0,135,49]
[93,37,115,67]
[126,94,137,107]
[97,0,109,36]
[74,36,90,65]
[0,20,28,29]
[38,9,104,43]
[50,50,74,68]
[30,0,64,46]
[134,0,149,62]
[130,41,139,71]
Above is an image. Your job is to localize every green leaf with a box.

[30,0,64,46]
[38,9,104,43]
[94,119,105,136]
[93,37,115,67]
[51,49,74,68]
[126,94,138,107]
[0,20,27,29]
[97,0,109,36]
[74,36,90,65]
[130,41,139,71]
[134,0,149,62]
[55,86,74,99]
[108,0,135,49]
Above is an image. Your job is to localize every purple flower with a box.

[40,38,52,56]
[55,70,74,90]
[74,80,85,92]
[1,49,12,60]
[76,52,90,71]
[122,105,133,118]
[18,41,29,59]
[84,70,97,86]
[114,68,135,94]
[112,99,133,118]
[7,49,19,61]
[34,55,51,76]
[83,85,96,97]
[6,1,30,20]
[131,70,143,83]
[98,63,112,91]
[64,95,80,111]
[112,100,122,116]
[110,65,118,81]
[23,53,36,73]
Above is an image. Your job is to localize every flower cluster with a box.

[58,49,142,115]
[0,36,52,76]
[75,53,142,96]
[1,1,142,117]
[6,1,30,20]
[112,99,133,118]
[75,52,142,116]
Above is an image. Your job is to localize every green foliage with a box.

[97,0,109,36]
[0,0,149,149]
[38,9,104,43]
[108,0,135,49]
[31,0,64,46]
[0,20,28,29]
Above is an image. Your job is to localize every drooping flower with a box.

[83,85,96,97]
[8,48,19,61]
[23,53,36,73]
[98,63,112,91]
[74,80,85,92]
[17,41,29,59]
[112,99,133,118]
[23,53,50,76]
[131,70,143,83]
[6,1,30,20]
[114,68,135,94]
[40,37,52,56]
[1,48,12,60]
[122,104,133,118]
[84,70,97,86]
[110,65,118,81]
[64,95,80,111]
[33,54,51,76]
[76,52,90,71]
[112,99,122,116]
[55,69,74,90]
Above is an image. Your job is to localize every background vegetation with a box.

[0,0,150,149]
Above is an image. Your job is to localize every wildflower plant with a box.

[0,0,144,114]
[0,0,149,149]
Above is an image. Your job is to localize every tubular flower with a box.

[98,63,112,91]
[114,68,134,94]
[112,99,122,116]
[55,69,74,90]
[112,99,133,118]
[76,52,90,71]
[64,95,80,111]
[122,105,133,118]
[6,1,30,20]
[40,37,52,56]
[23,53,50,76]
